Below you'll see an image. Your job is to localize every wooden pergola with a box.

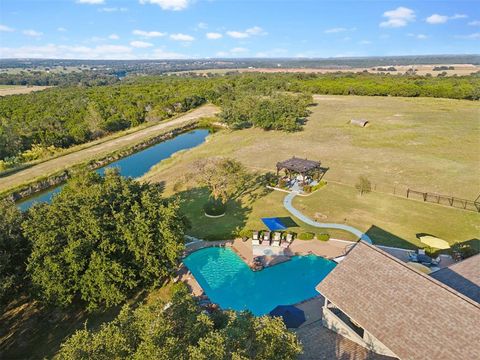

[276,156,322,181]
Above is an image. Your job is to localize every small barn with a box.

[350,119,369,127]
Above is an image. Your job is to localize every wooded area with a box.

[1,73,478,164]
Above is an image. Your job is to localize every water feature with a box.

[17,129,209,210]
[183,247,336,315]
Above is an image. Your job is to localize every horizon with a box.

[1,0,479,60]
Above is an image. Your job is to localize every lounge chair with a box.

[262,231,271,245]
[431,256,441,266]
[285,233,294,243]
[272,232,281,247]
[252,231,260,246]
[280,239,290,249]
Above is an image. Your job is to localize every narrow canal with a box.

[17,129,209,210]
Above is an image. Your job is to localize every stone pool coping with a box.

[177,237,353,298]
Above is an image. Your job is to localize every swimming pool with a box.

[183,247,336,315]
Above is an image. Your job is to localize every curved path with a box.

[283,192,372,243]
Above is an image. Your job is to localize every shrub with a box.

[303,185,312,193]
[298,232,315,240]
[204,199,226,216]
[312,180,327,191]
[317,233,330,241]
[237,229,253,239]
[278,178,288,189]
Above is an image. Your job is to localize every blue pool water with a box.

[183,247,336,315]
[18,129,209,210]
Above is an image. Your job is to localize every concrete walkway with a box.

[283,192,372,243]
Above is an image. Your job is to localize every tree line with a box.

[0,168,302,359]
[0,169,187,309]
[1,72,478,163]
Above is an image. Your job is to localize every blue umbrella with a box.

[269,305,306,328]
[261,217,287,232]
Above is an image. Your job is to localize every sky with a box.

[0,0,479,59]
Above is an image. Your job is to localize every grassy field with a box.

[173,64,480,76]
[0,105,219,196]
[0,85,50,96]
[294,182,479,248]
[144,95,480,248]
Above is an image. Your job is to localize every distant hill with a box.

[1,54,479,75]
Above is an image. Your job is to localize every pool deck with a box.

[178,238,436,359]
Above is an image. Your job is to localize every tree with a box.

[57,284,303,360]
[189,157,250,205]
[355,176,372,196]
[24,169,187,310]
[0,199,29,304]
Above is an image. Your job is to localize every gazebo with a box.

[276,156,322,183]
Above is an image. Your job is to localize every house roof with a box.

[276,157,321,173]
[316,241,480,360]
[431,254,480,303]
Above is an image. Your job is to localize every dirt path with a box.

[0,104,219,193]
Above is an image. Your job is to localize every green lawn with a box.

[143,95,480,249]
[294,182,479,249]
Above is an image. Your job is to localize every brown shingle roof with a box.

[276,157,321,173]
[316,241,480,360]
[431,254,480,303]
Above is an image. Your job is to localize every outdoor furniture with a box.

[252,231,260,246]
[286,233,294,243]
[262,231,271,245]
[280,240,290,249]
[269,305,306,328]
[431,256,441,266]
[417,254,434,266]
[272,232,281,247]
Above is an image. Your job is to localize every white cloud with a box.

[23,29,43,37]
[152,48,187,59]
[226,31,249,39]
[408,33,428,39]
[130,40,153,48]
[0,24,14,32]
[230,47,248,53]
[197,22,208,29]
[426,13,468,24]
[139,0,190,11]
[206,32,222,39]
[358,40,372,45]
[426,14,448,24]
[255,48,288,57]
[216,47,249,57]
[133,29,166,38]
[170,33,194,41]
[0,44,134,59]
[468,20,480,26]
[226,26,266,39]
[380,7,415,28]
[108,34,119,40]
[77,0,105,4]
[57,27,67,32]
[324,27,347,34]
[455,33,480,40]
[99,7,128,12]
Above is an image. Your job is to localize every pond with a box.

[183,247,336,315]
[17,129,209,210]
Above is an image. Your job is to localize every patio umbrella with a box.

[261,217,287,232]
[407,262,432,274]
[419,235,450,249]
[269,305,306,328]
